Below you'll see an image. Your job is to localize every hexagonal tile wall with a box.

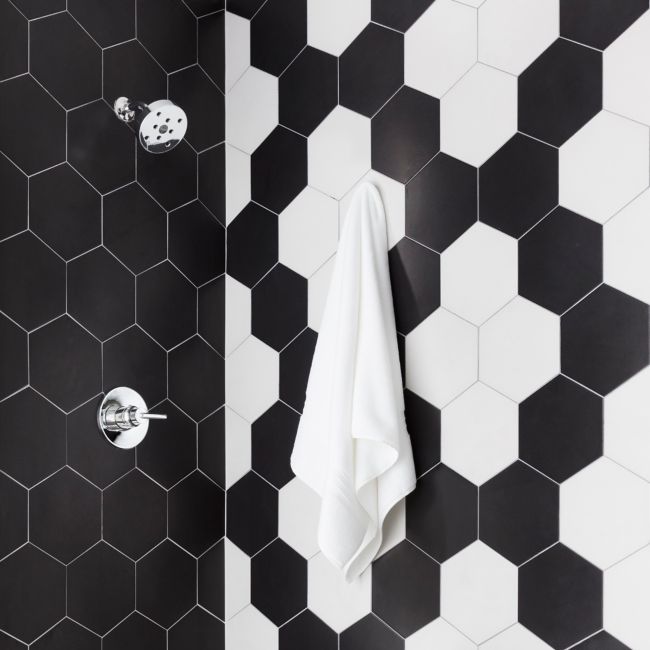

[0,2,225,649]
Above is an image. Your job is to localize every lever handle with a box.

[140,412,167,421]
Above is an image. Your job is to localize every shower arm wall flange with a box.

[114,97,146,124]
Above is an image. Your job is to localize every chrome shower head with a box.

[114,97,188,154]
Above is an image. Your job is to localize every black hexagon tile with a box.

[251,126,308,214]
[67,396,135,489]
[251,0,306,76]
[136,0,197,73]
[198,540,224,619]
[69,0,135,47]
[68,247,135,341]
[0,75,65,175]
[519,207,602,314]
[280,610,338,650]
[251,539,307,625]
[31,618,100,650]
[228,0,265,18]
[67,542,135,635]
[480,461,559,565]
[29,467,101,563]
[169,201,225,286]
[103,40,166,108]
[562,284,650,395]
[0,545,65,643]
[199,144,226,224]
[404,389,440,477]
[198,409,225,488]
[103,469,166,560]
[251,264,307,351]
[519,544,602,649]
[279,328,317,413]
[137,400,197,489]
[137,141,198,211]
[0,231,65,331]
[479,133,558,238]
[388,237,440,335]
[372,86,440,184]
[227,471,278,556]
[0,313,27,401]
[137,261,197,350]
[340,24,404,118]
[184,0,224,17]
[227,202,278,288]
[279,46,338,137]
[518,39,602,146]
[168,336,224,421]
[572,631,633,650]
[406,153,477,253]
[372,0,435,31]
[10,0,64,18]
[340,614,403,650]
[406,464,478,562]
[0,153,27,240]
[136,540,196,628]
[104,183,166,274]
[103,326,167,408]
[30,12,101,109]
[169,65,225,152]
[68,100,135,194]
[198,11,225,91]
[168,606,224,650]
[169,471,225,557]
[0,388,66,487]
[103,612,165,650]
[372,540,440,637]
[0,1,27,81]
[30,315,102,412]
[252,402,299,489]
[560,0,648,49]
[198,276,225,356]
[0,472,27,560]
[30,164,101,261]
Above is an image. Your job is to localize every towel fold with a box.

[291,182,416,581]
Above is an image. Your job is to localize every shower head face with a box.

[137,100,188,154]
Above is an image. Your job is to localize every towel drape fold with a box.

[290,182,416,581]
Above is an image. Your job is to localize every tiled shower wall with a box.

[0,0,225,648]
[224,0,650,649]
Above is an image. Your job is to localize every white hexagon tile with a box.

[405,0,477,99]
[308,106,371,199]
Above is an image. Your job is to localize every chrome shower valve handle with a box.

[98,387,166,449]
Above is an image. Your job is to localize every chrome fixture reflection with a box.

[98,387,167,449]
[114,96,188,154]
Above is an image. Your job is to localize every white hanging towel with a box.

[290,182,416,581]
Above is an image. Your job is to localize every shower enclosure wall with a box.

[0,1,226,647]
